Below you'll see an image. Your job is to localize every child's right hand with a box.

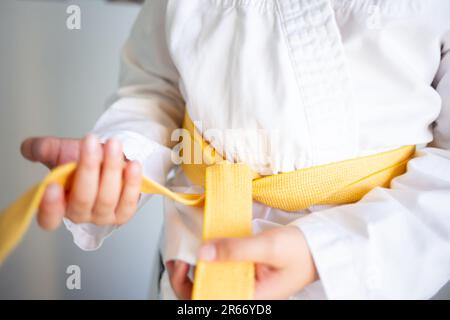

[20,135,142,230]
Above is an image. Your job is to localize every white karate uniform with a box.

[64,0,450,299]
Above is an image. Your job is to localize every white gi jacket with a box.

[64,0,450,299]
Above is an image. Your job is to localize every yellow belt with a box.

[0,113,415,299]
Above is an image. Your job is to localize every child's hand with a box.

[197,226,318,299]
[166,260,193,300]
[20,135,142,230]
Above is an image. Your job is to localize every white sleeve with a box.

[65,0,184,251]
[291,32,450,299]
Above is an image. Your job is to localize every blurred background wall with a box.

[0,0,164,299]
[0,0,449,300]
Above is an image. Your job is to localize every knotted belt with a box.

[0,113,415,299]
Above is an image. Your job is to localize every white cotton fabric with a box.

[64,0,450,299]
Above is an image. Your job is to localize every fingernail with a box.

[84,134,98,153]
[46,183,60,201]
[199,244,216,261]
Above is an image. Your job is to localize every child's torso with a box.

[165,0,450,174]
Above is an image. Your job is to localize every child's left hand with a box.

[166,226,318,299]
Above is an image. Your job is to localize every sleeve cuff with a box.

[289,212,368,299]
[93,130,158,163]
[63,218,117,251]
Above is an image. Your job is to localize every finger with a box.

[21,137,81,168]
[37,183,66,230]
[168,260,193,300]
[92,138,123,224]
[115,161,142,225]
[255,264,273,282]
[56,138,82,165]
[66,134,101,223]
[198,232,283,267]
[254,270,302,300]
[166,260,175,276]
[21,137,62,168]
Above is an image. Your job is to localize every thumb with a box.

[198,232,280,267]
[21,136,80,169]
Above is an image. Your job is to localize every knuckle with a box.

[126,177,140,188]
[115,210,134,225]
[115,207,136,224]
[34,138,48,159]
[94,197,115,212]
[35,139,54,167]
[218,239,234,259]
[103,157,123,170]
[70,194,93,212]
[120,197,138,211]
[66,213,89,224]
[79,157,99,171]
[115,216,130,225]
[91,215,115,225]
